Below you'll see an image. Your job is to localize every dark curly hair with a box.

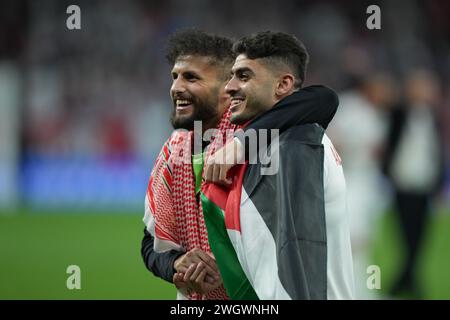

[233,31,309,88]
[166,29,235,79]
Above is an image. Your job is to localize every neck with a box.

[202,103,229,133]
[201,119,219,133]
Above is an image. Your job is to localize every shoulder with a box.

[300,85,339,107]
[279,123,325,147]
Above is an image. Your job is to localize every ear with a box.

[275,74,295,97]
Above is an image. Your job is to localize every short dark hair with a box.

[166,29,235,77]
[233,31,309,88]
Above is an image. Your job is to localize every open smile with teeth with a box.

[230,97,245,111]
[175,99,193,111]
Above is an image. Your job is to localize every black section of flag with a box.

[243,124,327,299]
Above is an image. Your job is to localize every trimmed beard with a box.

[230,95,270,125]
[170,95,220,131]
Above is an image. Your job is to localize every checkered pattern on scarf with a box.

[148,108,237,300]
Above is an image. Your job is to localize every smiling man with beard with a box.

[170,56,225,131]
[141,29,340,300]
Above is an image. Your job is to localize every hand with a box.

[173,248,220,284]
[173,272,188,291]
[204,138,244,186]
[173,262,223,295]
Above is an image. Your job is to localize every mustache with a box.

[172,93,194,101]
[230,90,246,99]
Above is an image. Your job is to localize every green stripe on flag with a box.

[192,153,204,195]
[201,192,259,300]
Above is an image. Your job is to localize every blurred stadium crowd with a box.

[1,0,449,209]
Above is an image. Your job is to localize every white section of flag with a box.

[227,188,291,300]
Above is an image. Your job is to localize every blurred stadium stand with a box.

[0,0,449,210]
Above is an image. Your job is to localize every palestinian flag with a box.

[201,124,328,300]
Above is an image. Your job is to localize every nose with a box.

[170,77,186,96]
[225,76,239,95]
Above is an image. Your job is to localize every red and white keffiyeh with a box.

[144,108,236,300]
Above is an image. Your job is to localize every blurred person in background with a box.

[328,73,397,299]
[141,29,338,300]
[382,69,446,299]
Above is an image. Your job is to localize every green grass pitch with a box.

[0,210,176,299]
[0,208,449,299]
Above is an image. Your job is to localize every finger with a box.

[174,273,184,284]
[194,249,219,271]
[177,265,189,273]
[185,249,209,266]
[194,250,220,278]
[173,273,186,289]
[195,267,208,285]
[175,255,190,273]
[188,249,219,280]
[185,259,216,281]
[189,262,206,282]
[183,264,196,282]
[177,251,204,272]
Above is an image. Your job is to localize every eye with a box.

[171,73,178,80]
[239,73,249,81]
[184,72,199,82]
